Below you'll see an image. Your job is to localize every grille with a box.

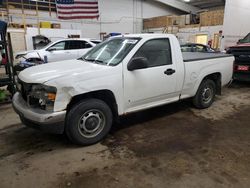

[19,80,32,102]
[18,80,54,111]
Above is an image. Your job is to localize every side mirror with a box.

[127,57,148,71]
[47,48,56,52]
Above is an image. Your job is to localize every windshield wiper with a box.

[83,58,106,64]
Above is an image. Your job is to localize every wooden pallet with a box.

[200,10,224,27]
[143,9,224,30]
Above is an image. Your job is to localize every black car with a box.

[228,44,250,82]
[226,32,250,82]
[181,43,216,53]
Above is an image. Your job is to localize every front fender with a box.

[45,70,123,113]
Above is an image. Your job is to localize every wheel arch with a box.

[67,90,119,121]
[200,72,222,95]
[194,72,222,97]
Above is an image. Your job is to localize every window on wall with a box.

[133,38,172,68]
[195,34,208,45]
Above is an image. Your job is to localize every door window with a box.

[181,44,193,52]
[85,42,93,48]
[195,45,206,52]
[133,38,172,68]
[67,40,93,50]
[90,40,101,45]
[48,41,66,51]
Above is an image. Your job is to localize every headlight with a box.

[29,84,57,111]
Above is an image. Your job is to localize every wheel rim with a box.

[202,86,213,104]
[78,109,106,138]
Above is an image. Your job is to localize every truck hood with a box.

[18,59,110,84]
[16,50,37,55]
[15,50,42,59]
[230,43,250,48]
[228,43,250,55]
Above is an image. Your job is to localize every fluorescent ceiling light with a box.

[184,0,191,2]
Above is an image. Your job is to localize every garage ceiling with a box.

[155,0,225,13]
[180,0,225,9]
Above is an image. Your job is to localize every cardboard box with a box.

[40,21,51,28]
[51,23,61,29]
[200,9,224,26]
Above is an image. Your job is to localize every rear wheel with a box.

[65,99,113,145]
[193,79,216,109]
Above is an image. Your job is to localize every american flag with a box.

[56,0,99,20]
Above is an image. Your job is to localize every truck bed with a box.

[183,52,232,62]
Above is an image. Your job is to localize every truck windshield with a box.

[240,33,250,43]
[81,37,140,66]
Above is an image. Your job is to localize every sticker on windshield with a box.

[123,39,138,44]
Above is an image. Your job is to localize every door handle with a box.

[164,69,176,75]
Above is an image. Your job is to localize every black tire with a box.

[193,79,216,109]
[65,99,113,145]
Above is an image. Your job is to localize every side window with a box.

[90,41,101,45]
[67,41,93,50]
[195,45,206,52]
[68,41,84,50]
[133,38,172,67]
[48,41,66,51]
[85,42,93,48]
[181,45,192,52]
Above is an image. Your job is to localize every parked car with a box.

[14,38,102,69]
[226,33,250,81]
[13,34,233,145]
[181,43,217,53]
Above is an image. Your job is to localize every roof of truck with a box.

[54,38,101,42]
[113,33,173,39]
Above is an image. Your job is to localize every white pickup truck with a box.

[13,34,233,145]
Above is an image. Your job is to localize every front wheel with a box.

[193,79,216,109]
[65,99,113,145]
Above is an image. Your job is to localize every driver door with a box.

[123,38,179,113]
[46,41,67,62]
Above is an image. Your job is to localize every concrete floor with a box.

[0,82,250,188]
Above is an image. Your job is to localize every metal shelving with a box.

[0,20,16,99]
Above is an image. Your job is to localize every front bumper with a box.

[12,92,66,134]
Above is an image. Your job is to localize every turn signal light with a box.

[47,93,56,101]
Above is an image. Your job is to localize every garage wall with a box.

[142,25,223,47]
[222,0,250,49]
[7,0,182,39]
[177,25,223,44]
